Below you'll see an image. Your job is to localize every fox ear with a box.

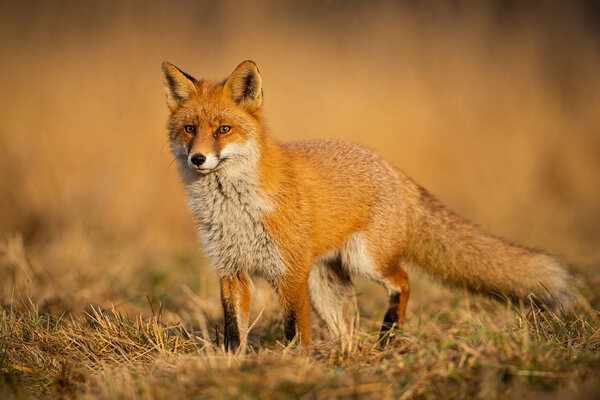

[161,62,198,112]
[223,60,262,112]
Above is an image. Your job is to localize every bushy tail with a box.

[403,183,574,310]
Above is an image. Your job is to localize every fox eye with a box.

[184,125,196,134]
[217,125,231,134]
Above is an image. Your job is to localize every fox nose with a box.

[190,153,206,167]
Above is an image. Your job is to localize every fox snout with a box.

[187,152,220,172]
[190,153,206,167]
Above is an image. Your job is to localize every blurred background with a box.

[1,0,599,325]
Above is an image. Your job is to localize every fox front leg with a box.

[219,273,252,352]
[278,278,312,346]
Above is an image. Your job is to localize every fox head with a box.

[161,61,264,179]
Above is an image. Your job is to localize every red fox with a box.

[161,60,573,351]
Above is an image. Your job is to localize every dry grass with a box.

[1,1,600,398]
[1,231,599,399]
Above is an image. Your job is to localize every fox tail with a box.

[404,183,574,310]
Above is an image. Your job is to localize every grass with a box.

[1,234,599,399]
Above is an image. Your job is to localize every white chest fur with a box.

[185,169,286,283]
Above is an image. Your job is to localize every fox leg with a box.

[308,258,355,338]
[278,277,312,346]
[379,265,410,338]
[220,272,252,352]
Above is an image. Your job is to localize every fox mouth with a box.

[191,164,218,174]
[190,157,229,174]
[193,167,212,174]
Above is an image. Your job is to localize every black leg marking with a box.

[223,302,240,352]
[283,310,297,343]
[380,292,401,334]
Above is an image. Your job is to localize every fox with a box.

[161,60,574,352]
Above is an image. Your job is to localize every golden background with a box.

[1,0,598,313]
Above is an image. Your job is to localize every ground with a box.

[1,231,599,399]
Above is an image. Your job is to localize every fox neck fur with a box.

[182,133,290,285]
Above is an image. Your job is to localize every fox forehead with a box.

[169,82,252,126]
[173,83,228,118]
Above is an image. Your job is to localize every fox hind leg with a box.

[308,258,355,339]
[379,264,410,341]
